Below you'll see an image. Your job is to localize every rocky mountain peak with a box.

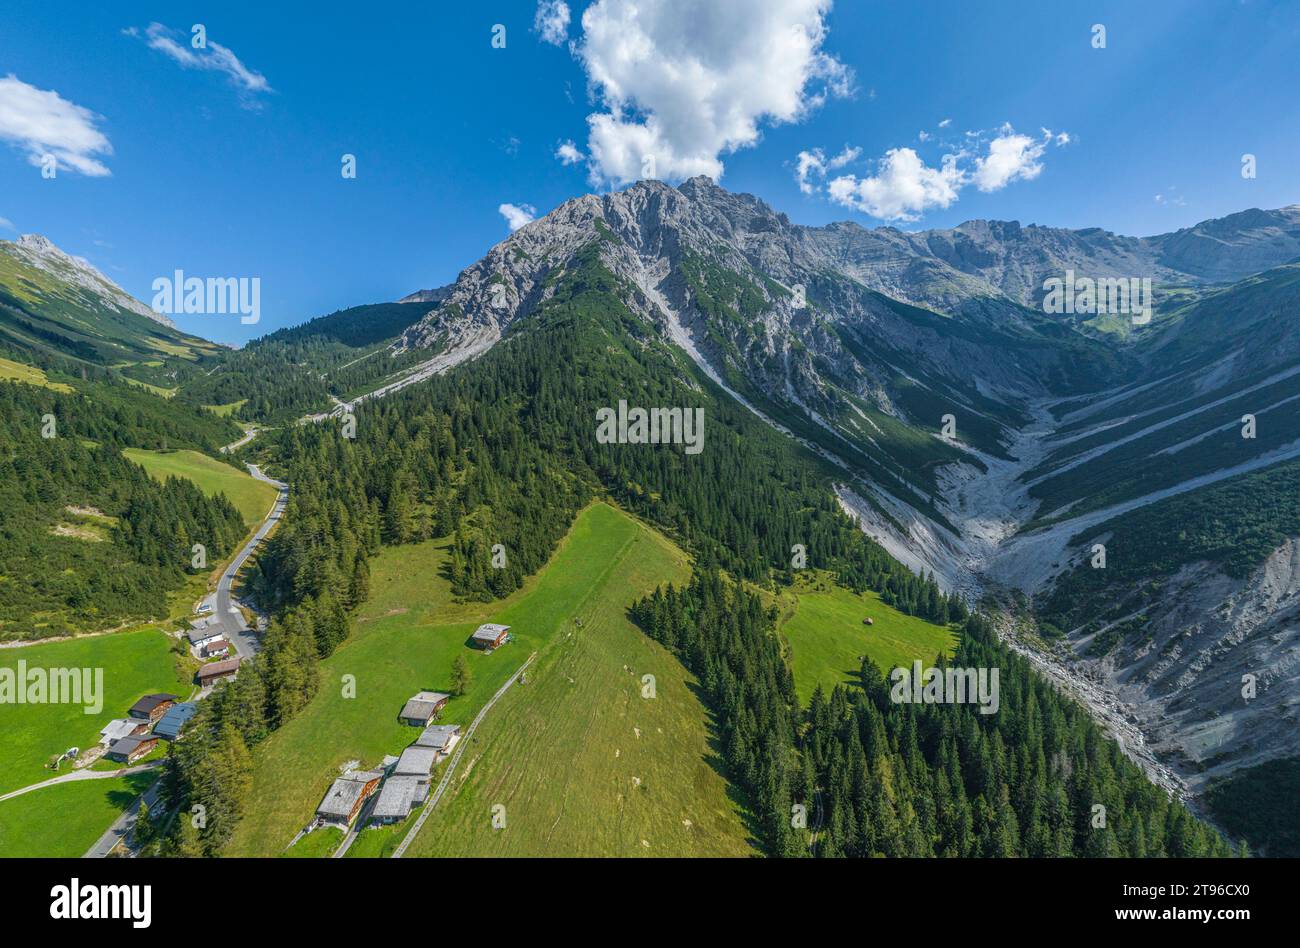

[4,233,173,327]
[17,233,61,255]
[396,178,1300,378]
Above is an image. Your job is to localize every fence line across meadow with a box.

[390,650,537,858]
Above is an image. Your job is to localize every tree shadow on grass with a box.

[683,677,764,855]
[625,603,764,855]
[105,769,160,809]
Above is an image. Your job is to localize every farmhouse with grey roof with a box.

[394,746,438,777]
[471,622,511,651]
[187,625,222,648]
[370,775,429,823]
[98,718,146,746]
[414,723,461,755]
[316,769,384,826]
[399,691,449,726]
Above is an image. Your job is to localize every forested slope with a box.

[0,380,246,638]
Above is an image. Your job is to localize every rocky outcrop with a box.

[1085,542,1300,790]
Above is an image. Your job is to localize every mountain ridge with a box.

[383,176,1300,807]
[400,180,1300,322]
[4,233,174,327]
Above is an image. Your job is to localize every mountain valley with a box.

[3,179,1298,857]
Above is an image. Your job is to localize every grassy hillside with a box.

[0,768,158,858]
[403,509,754,858]
[0,627,192,795]
[778,572,958,705]
[282,825,344,858]
[233,502,750,857]
[0,356,72,392]
[0,240,222,371]
[124,448,277,526]
[203,400,247,418]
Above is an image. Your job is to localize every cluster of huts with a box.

[187,617,241,686]
[309,624,513,832]
[96,692,198,764]
[313,692,460,828]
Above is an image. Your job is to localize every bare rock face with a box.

[1092,542,1300,790]
[397,285,452,305]
[396,176,1174,428]
[398,179,1300,403]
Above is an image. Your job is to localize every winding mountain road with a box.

[219,425,260,454]
[82,450,288,857]
[82,768,168,858]
[213,463,287,658]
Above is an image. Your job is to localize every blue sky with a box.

[1,0,1297,345]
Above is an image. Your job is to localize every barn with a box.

[370,775,429,824]
[153,702,199,741]
[128,693,176,723]
[106,735,159,764]
[98,719,147,747]
[398,691,450,726]
[393,746,438,778]
[414,724,461,758]
[471,623,511,651]
[197,657,241,686]
[316,769,383,826]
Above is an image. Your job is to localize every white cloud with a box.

[0,215,13,230]
[499,202,537,231]
[809,124,1070,221]
[827,148,964,221]
[794,151,825,194]
[793,144,858,194]
[556,139,585,165]
[135,23,271,106]
[535,1,572,46]
[970,128,1046,192]
[0,75,113,176]
[576,0,851,185]
[827,147,860,169]
[938,118,951,128]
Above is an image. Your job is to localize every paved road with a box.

[332,791,381,858]
[0,761,160,803]
[391,651,536,858]
[83,771,167,858]
[214,463,287,659]
[219,425,259,454]
[82,463,288,858]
